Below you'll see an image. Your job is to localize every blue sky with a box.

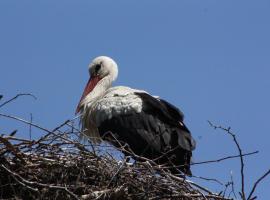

[1,0,270,198]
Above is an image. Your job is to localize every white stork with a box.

[76,56,196,175]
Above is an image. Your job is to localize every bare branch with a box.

[229,170,237,199]
[0,93,37,108]
[0,113,76,145]
[208,120,246,200]
[0,113,52,134]
[192,151,258,166]
[0,136,26,164]
[247,168,270,200]
[29,113,33,140]
[192,175,224,185]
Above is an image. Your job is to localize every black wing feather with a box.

[135,93,195,150]
[98,92,195,175]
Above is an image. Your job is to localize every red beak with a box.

[75,76,102,114]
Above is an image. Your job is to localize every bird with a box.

[76,56,196,175]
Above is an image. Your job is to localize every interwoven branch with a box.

[0,119,231,200]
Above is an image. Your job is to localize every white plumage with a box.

[93,87,145,125]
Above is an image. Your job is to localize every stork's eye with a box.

[95,64,101,73]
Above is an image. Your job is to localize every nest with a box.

[0,122,231,200]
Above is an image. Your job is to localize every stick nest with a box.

[0,126,230,200]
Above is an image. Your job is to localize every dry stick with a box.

[230,171,237,199]
[157,150,258,169]
[183,179,212,194]
[139,150,258,175]
[192,151,258,166]
[192,175,223,186]
[2,135,34,143]
[0,93,37,108]
[0,113,55,134]
[9,130,17,137]
[0,113,78,147]
[44,114,80,139]
[29,113,33,140]
[227,170,237,199]
[36,119,71,143]
[108,157,127,187]
[168,173,230,199]
[0,164,79,200]
[149,193,233,200]
[223,181,231,198]
[208,121,246,200]
[65,122,96,154]
[0,136,26,164]
[247,168,270,200]
[52,120,71,132]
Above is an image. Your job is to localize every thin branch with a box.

[146,151,258,171]
[168,173,213,195]
[192,151,258,166]
[208,121,246,200]
[0,113,55,134]
[29,113,33,140]
[0,93,37,108]
[149,193,233,200]
[229,170,237,199]
[0,113,75,145]
[0,136,26,164]
[247,168,270,200]
[192,175,224,186]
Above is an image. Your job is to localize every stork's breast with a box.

[94,93,143,126]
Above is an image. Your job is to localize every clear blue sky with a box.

[1,0,270,198]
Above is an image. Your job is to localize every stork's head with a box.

[76,56,118,114]
[89,56,118,81]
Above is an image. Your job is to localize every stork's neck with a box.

[81,76,113,107]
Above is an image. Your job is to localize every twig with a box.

[208,121,246,200]
[192,175,224,186]
[29,113,33,140]
[247,168,270,200]
[192,151,258,166]
[149,194,232,200]
[0,113,54,134]
[168,173,213,194]
[0,136,26,164]
[9,130,17,137]
[108,157,127,186]
[52,119,71,132]
[143,151,258,171]
[0,93,37,108]
[229,170,237,199]
[0,113,77,145]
